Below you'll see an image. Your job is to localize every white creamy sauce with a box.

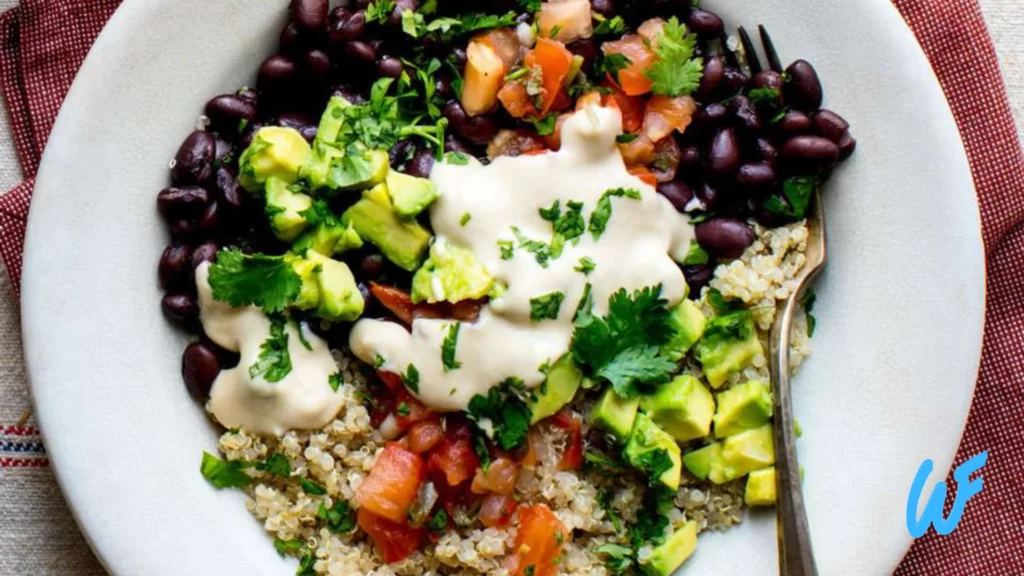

[195,263,345,435]
[350,106,695,412]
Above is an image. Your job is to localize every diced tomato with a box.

[369,283,484,325]
[629,166,659,187]
[428,433,481,488]
[643,95,698,142]
[601,82,645,133]
[601,35,656,96]
[618,134,657,167]
[550,90,573,113]
[376,370,404,391]
[394,391,433,430]
[505,504,568,576]
[355,443,425,523]
[540,113,572,151]
[357,508,425,564]
[471,457,520,495]
[498,80,538,119]
[523,38,574,115]
[549,410,583,471]
[408,419,445,454]
[479,493,518,529]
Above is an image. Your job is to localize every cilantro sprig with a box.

[249,315,293,383]
[645,17,704,97]
[442,322,462,372]
[467,380,533,450]
[207,249,302,314]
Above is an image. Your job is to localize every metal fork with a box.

[737,25,824,576]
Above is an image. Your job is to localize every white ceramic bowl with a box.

[21,1,985,574]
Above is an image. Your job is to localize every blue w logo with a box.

[906,451,988,537]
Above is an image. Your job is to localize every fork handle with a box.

[770,282,819,576]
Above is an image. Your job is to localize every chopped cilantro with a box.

[425,509,449,532]
[256,453,291,478]
[597,489,623,532]
[548,24,563,38]
[538,358,553,374]
[511,226,552,267]
[597,52,632,84]
[645,17,704,97]
[208,249,302,314]
[633,449,674,485]
[593,14,626,36]
[397,402,410,416]
[248,315,293,383]
[530,292,566,322]
[365,1,395,23]
[328,372,343,392]
[589,188,641,240]
[299,199,341,228]
[296,550,317,576]
[595,544,634,574]
[585,451,623,474]
[374,354,386,369]
[472,432,493,472]
[525,566,536,576]
[628,486,674,547]
[293,320,313,351]
[318,500,357,533]
[444,151,470,165]
[801,288,817,337]
[748,86,781,108]
[575,256,596,275]
[498,240,515,260]
[402,364,421,394]
[616,133,638,143]
[200,452,252,489]
[442,322,462,372]
[763,176,816,220]
[274,538,305,557]
[539,200,562,222]
[467,382,533,451]
[460,212,472,226]
[518,0,542,11]
[299,477,327,496]
[505,67,530,82]
[550,200,586,257]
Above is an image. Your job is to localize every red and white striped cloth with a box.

[0,0,1021,573]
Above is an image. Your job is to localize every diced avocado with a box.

[713,380,773,438]
[265,177,313,242]
[316,95,350,143]
[694,309,764,388]
[528,355,583,424]
[410,239,494,304]
[682,442,723,481]
[680,240,710,266]
[710,423,775,484]
[288,255,321,311]
[301,139,346,192]
[341,184,432,271]
[239,127,312,192]
[387,170,440,218]
[643,521,698,576]
[744,467,776,507]
[590,387,640,442]
[306,251,364,322]
[624,414,682,490]
[327,148,390,192]
[294,222,364,257]
[639,374,715,442]
[661,300,707,361]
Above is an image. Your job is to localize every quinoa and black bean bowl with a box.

[156,0,855,574]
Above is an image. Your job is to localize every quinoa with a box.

[212,221,812,575]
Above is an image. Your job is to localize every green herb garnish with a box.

[249,315,292,383]
[530,292,566,322]
[442,322,462,372]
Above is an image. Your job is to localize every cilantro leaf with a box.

[200,452,252,489]
[550,200,586,258]
[801,288,817,337]
[318,500,356,533]
[596,489,624,532]
[498,240,515,260]
[425,509,449,532]
[530,114,558,136]
[467,383,533,451]
[248,315,293,383]
[256,452,292,478]
[589,188,641,240]
[539,200,561,222]
[460,212,472,226]
[208,249,302,314]
[530,291,566,322]
[748,86,781,108]
[402,363,421,394]
[628,486,674,548]
[645,17,704,97]
[365,1,395,23]
[328,372,343,392]
[299,198,341,228]
[518,0,542,11]
[274,538,305,557]
[595,544,634,574]
[575,256,596,275]
[632,449,674,485]
[593,14,626,36]
[299,477,327,496]
[512,226,552,267]
[296,550,317,576]
[594,346,677,398]
[442,322,462,372]
[597,52,632,84]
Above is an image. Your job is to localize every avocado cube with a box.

[410,239,494,304]
[713,380,773,438]
[529,354,583,424]
[294,223,364,257]
[288,256,322,311]
[387,170,440,218]
[624,414,682,490]
[589,387,640,442]
[744,467,776,507]
[265,177,313,242]
[341,184,432,271]
[643,521,698,576]
[710,423,775,484]
[695,310,764,388]
[640,375,715,442]
[301,140,346,192]
[238,127,312,193]
[327,148,389,192]
[316,95,350,143]
[682,442,723,481]
[306,251,365,322]
[661,300,707,362]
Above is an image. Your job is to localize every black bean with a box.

[657,181,694,212]
[237,87,259,106]
[706,129,741,181]
[404,149,435,179]
[302,49,332,81]
[696,56,724,100]
[434,76,453,99]
[332,85,367,105]
[837,132,857,161]
[377,55,404,79]
[169,219,197,241]
[696,182,719,211]
[351,0,372,9]
[729,96,762,132]
[162,293,199,328]
[687,9,724,37]
[192,242,219,268]
[291,0,328,32]
[735,162,776,194]
[753,137,778,168]
[182,343,220,399]
[258,55,298,93]
[360,254,385,279]
[157,186,209,220]
[214,167,245,212]
[692,102,728,135]
[683,265,714,296]
[213,139,235,167]
[196,201,221,234]
[695,218,755,258]
[444,101,498,146]
[784,60,823,112]
[345,41,377,68]
[386,0,417,29]
[591,0,615,17]
[721,67,748,96]
[277,111,316,130]
[329,9,366,44]
[299,126,318,142]
[749,70,784,94]
[205,95,257,134]
[444,136,475,156]
[813,109,850,143]
[776,110,813,138]
[389,140,415,168]
[678,144,701,176]
[171,131,215,186]
[159,244,193,289]
[240,121,265,148]
[779,135,840,172]
[280,22,304,55]
[567,39,599,74]
[451,47,468,70]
